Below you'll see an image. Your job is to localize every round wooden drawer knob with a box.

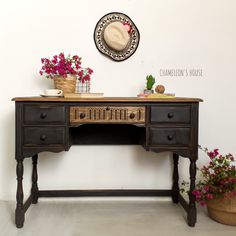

[167,135,174,141]
[40,113,47,119]
[80,113,86,119]
[129,113,135,119]
[40,134,47,141]
[168,112,174,119]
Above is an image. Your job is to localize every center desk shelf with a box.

[12,96,202,228]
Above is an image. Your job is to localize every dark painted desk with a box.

[12,97,202,228]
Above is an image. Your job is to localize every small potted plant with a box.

[39,52,93,93]
[181,146,236,225]
[144,74,155,94]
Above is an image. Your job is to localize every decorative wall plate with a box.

[94,12,140,62]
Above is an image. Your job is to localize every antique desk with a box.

[12,97,202,228]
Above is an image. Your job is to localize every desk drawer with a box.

[149,128,190,146]
[24,105,66,124]
[150,106,190,123]
[70,106,145,124]
[23,127,65,146]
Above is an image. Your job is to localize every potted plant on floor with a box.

[39,52,93,94]
[181,146,236,225]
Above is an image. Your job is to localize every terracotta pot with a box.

[207,195,236,226]
[54,74,76,94]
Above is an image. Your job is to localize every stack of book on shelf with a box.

[64,93,104,98]
[137,93,175,98]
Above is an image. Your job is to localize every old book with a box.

[147,93,175,98]
[64,93,104,98]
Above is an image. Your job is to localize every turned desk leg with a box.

[187,159,197,227]
[31,154,39,204]
[15,159,24,228]
[172,153,179,203]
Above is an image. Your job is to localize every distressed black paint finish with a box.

[31,155,39,204]
[15,160,24,228]
[188,159,197,227]
[172,153,179,204]
[13,98,201,228]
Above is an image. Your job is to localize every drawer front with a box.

[70,106,146,124]
[23,127,65,146]
[150,106,190,123]
[24,105,66,124]
[149,128,190,146]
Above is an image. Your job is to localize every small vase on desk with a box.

[76,80,91,93]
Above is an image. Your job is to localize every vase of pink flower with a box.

[181,146,236,225]
[39,53,93,94]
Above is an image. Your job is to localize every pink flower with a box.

[72,55,79,61]
[88,68,93,74]
[78,70,83,78]
[200,201,206,206]
[206,193,213,199]
[203,186,209,192]
[81,74,90,82]
[123,22,132,33]
[59,53,65,59]
[207,151,215,159]
[214,149,219,156]
[39,53,93,81]
[192,190,201,196]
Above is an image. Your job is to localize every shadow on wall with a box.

[0,109,16,199]
[0,109,31,201]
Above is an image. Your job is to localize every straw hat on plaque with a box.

[94,12,140,61]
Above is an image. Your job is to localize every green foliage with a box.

[146,75,155,90]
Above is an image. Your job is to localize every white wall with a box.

[0,0,236,200]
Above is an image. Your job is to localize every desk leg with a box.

[187,159,197,227]
[31,154,39,204]
[172,153,179,203]
[15,159,24,228]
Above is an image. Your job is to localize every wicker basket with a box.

[54,75,76,94]
[207,196,236,226]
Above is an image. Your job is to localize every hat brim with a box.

[94,12,140,62]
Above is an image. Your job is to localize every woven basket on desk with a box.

[54,74,76,94]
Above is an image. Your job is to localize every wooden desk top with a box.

[12,96,203,103]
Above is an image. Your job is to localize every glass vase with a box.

[76,80,90,93]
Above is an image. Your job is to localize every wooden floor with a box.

[0,199,235,236]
